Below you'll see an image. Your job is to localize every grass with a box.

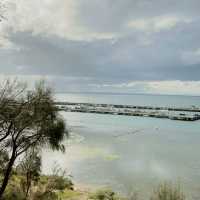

[57,189,84,199]
[150,182,185,200]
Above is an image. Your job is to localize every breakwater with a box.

[55,102,200,121]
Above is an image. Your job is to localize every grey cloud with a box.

[0,0,200,93]
[77,0,200,33]
[1,27,199,83]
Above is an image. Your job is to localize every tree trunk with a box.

[0,148,16,199]
[25,172,31,199]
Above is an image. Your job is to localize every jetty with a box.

[55,102,200,121]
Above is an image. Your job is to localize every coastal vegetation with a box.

[0,79,67,199]
[150,183,185,200]
[0,170,186,200]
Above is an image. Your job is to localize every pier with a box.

[55,102,200,121]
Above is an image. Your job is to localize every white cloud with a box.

[127,15,192,32]
[0,1,195,49]
[147,80,200,95]
[90,81,200,95]
[0,0,117,48]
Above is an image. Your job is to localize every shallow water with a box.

[42,93,200,200]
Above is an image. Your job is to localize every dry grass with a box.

[150,183,185,200]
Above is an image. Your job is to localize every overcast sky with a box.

[0,0,200,95]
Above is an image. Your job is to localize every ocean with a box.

[42,93,200,200]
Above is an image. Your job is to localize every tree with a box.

[0,79,68,199]
[17,148,41,198]
[0,150,9,174]
[0,79,27,143]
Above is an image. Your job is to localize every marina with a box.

[55,102,200,121]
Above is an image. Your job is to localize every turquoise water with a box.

[42,93,200,200]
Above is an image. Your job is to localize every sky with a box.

[0,0,200,95]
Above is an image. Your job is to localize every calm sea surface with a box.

[42,93,200,200]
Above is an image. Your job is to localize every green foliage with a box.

[32,189,58,200]
[150,183,185,200]
[0,79,67,156]
[90,189,120,200]
[48,175,74,191]
[1,173,74,200]
[48,162,74,191]
[0,79,68,197]
[0,150,9,174]
[45,117,67,152]
[18,148,41,181]
[32,174,73,200]
[2,184,26,200]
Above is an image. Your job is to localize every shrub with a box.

[150,183,185,200]
[89,189,120,200]
[32,190,58,200]
[2,184,26,200]
[48,176,74,191]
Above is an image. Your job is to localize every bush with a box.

[32,190,58,200]
[89,189,120,200]
[48,176,74,191]
[2,184,26,200]
[150,183,185,200]
[32,175,73,200]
